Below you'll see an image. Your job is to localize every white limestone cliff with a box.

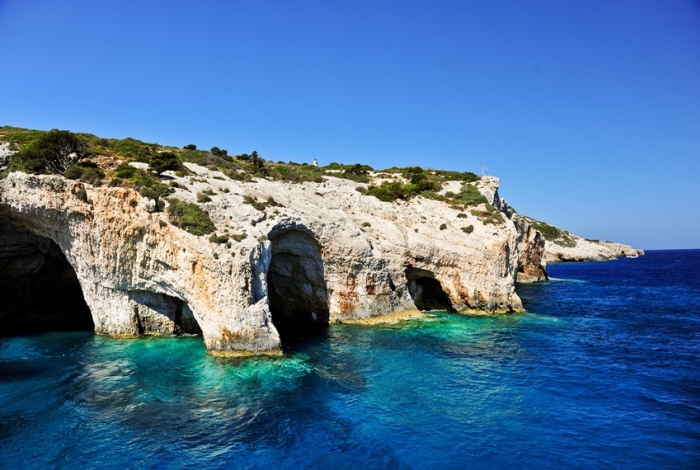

[0,167,546,355]
[544,235,644,263]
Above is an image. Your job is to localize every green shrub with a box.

[16,129,91,174]
[451,184,488,207]
[183,144,197,150]
[197,192,212,203]
[557,234,578,248]
[148,151,182,175]
[63,166,83,180]
[208,234,229,244]
[122,169,174,208]
[115,162,137,179]
[432,170,479,183]
[457,212,467,218]
[243,195,272,211]
[461,225,474,234]
[439,223,447,230]
[366,181,410,202]
[337,163,372,183]
[361,222,371,227]
[72,187,88,202]
[470,206,504,225]
[271,163,325,183]
[167,199,215,235]
[82,167,104,186]
[230,232,248,242]
[65,161,105,186]
[110,137,153,161]
[129,199,138,208]
[530,221,563,241]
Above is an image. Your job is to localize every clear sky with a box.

[1,0,698,249]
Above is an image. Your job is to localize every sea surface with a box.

[1,250,699,469]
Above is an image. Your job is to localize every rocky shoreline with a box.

[0,166,554,355]
[0,131,643,355]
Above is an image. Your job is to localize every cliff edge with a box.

[1,127,641,356]
[0,163,546,355]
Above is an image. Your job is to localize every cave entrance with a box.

[0,220,94,336]
[405,267,455,312]
[129,291,202,336]
[267,230,329,346]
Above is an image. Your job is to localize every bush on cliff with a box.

[16,129,92,174]
[470,204,504,225]
[63,162,105,186]
[530,220,562,241]
[148,151,182,175]
[114,162,137,179]
[167,199,215,236]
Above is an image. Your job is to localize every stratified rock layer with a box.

[0,168,543,355]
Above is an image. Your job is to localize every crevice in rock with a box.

[0,220,94,336]
[267,229,329,345]
[128,291,202,336]
[405,267,455,312]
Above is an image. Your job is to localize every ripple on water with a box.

[1,251,699,468]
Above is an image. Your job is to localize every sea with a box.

[1,250,699,469]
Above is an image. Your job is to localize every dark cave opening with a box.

[405,267,455,312]
[0,221,94,336]
[267,230,329,345]
[128,290,202,336]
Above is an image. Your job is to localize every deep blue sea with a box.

[1,250,699,469]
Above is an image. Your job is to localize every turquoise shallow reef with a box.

[1,250,699,469]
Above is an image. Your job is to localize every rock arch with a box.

[405,267,455,312]
[127,291,202,336]
[267,228,329,342]
[0,220,94,334]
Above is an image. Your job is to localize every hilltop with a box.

[0,126,639,355]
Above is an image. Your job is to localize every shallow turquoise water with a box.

[1,250,699,468]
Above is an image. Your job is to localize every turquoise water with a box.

[1,250,699,468]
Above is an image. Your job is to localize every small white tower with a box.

[312,158,318,167]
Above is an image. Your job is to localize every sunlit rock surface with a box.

[545,236,644,263]
[0,168,547,355]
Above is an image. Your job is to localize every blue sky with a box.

[1,0,698,249]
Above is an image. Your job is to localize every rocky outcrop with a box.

[512,215,548,282]
[0,167,541,355]
[545,235,644,263]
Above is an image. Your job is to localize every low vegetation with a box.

[208,234,229,244]
[167,199,215,236]
[529,219,577,247]
[0,126,512,234]
[470,205,505,225]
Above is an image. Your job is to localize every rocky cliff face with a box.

[544,235,644,263]
[0,167,544,355]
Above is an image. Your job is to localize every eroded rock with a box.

[0,168,543,355]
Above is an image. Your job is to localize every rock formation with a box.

[544,235,644,263]
[0,165,548,355]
